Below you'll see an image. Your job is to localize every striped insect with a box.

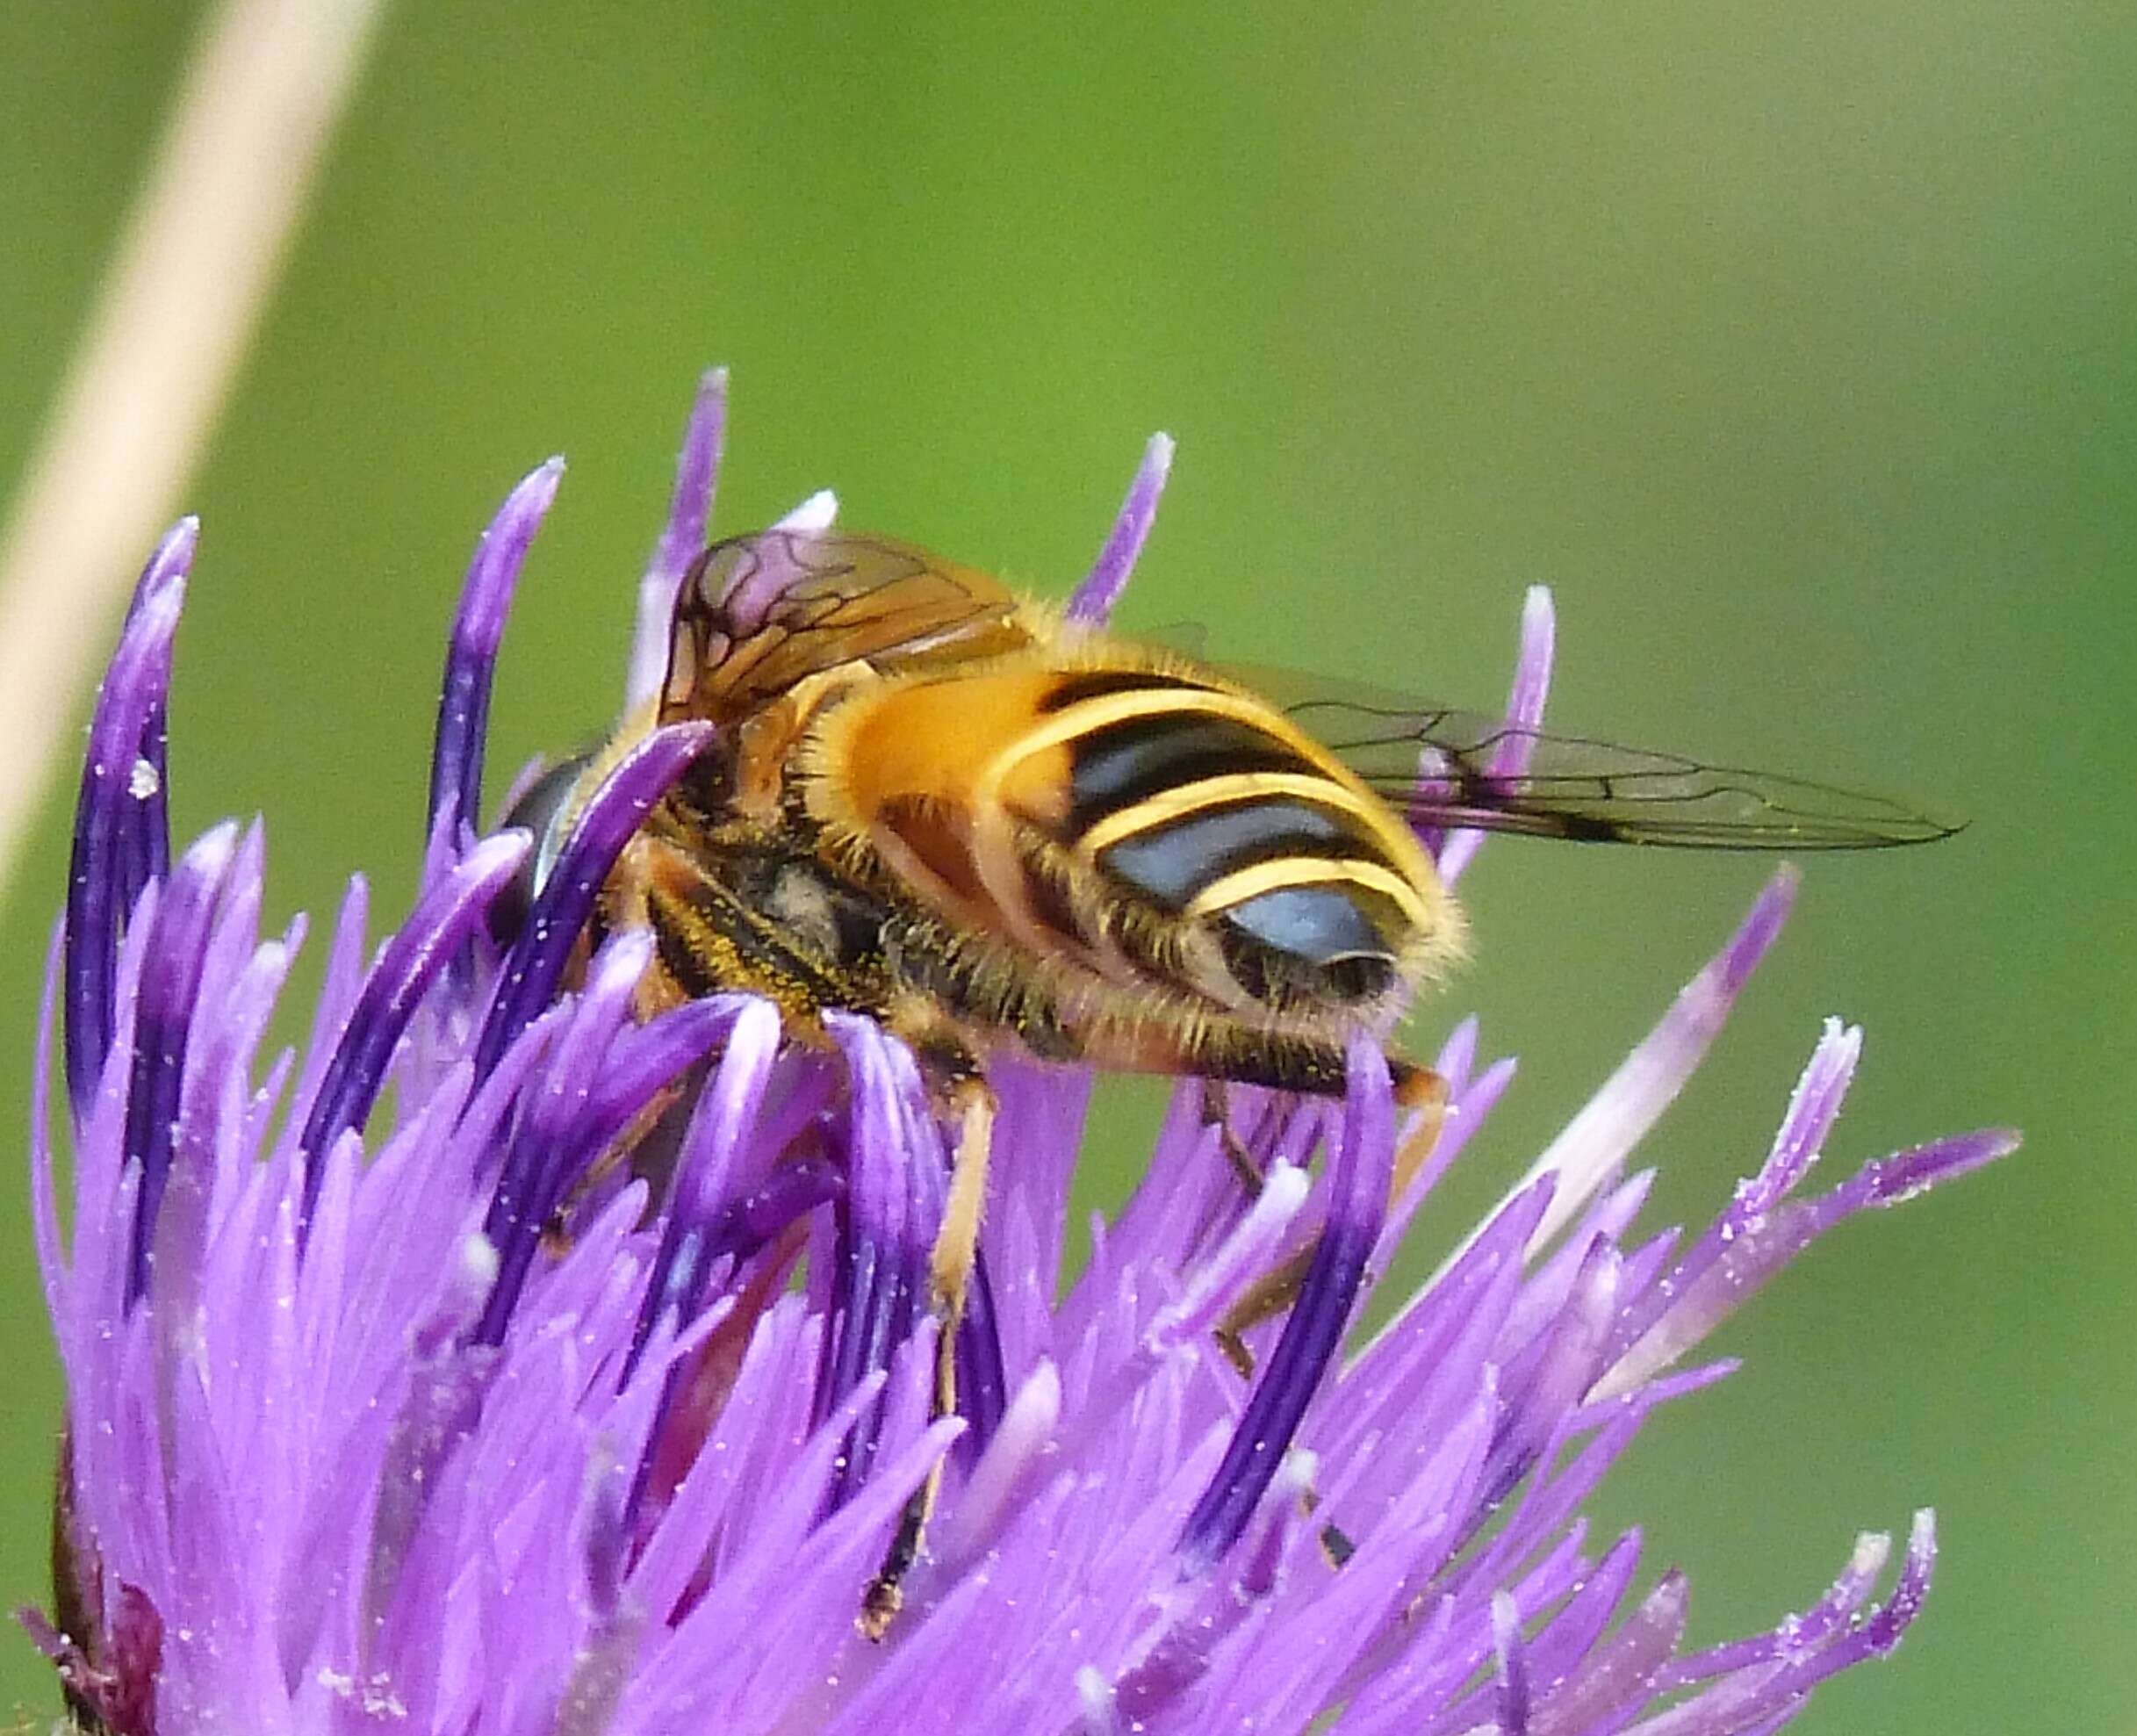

[517,529,1956,1629]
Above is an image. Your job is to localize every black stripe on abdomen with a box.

[1097,795,1378,910]
[1037,667,1212,712]
[1067,709,1309,831]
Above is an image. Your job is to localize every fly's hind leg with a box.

[1212,1055,1449,1378]
[860,1032,995,1639]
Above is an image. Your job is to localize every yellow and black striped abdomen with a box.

[1002,668,1457,1008]
[809,638,1471,1036]
[820,654,1461,1018]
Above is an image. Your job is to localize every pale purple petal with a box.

[626,368,727,713]
[1472,866,1798,1269]
[1067,432,1174,625]
[1437,582,1557,884]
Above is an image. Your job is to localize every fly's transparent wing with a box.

[1281,695,1962,850]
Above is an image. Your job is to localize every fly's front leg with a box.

[1212,1056,1449,1379]
[860,1038,995,1639]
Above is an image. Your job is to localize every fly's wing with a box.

[1277,694,1962,850]
[666,531,1029,724]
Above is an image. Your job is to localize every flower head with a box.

[25,371,2017,1734]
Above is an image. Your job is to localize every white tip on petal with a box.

[773,489,838,532]
[457,1231,500,1293]
[1075,1664,1118,1735]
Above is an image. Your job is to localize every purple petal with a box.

[931,1360,1062,1573]
[296,831,528,1234]
[1536,1565,1688,1732]
[1601,1127,2019,1397]
[1149,1162,1310,1351]
[123,821,236,1305]
[471,720,713,1081]
[113,529,191,927]
[1178,1033,1396,1575]
[67,525,191,1122]
[579,996,752,1178]
[820,1014,932,1505]
[1493,1592,1532,1735]
[427,459,561,854]
[474,931,652,1345]
[627,368,728,712]
[1436,584,1557,885]
[1459,867,1797,1275]
[1067,433,1175,625]
[623,997,786,1379]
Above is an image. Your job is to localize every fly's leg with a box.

[1212,1058,1448,1379]
[860,1062,996,1639]
[1201,1078,1268,1194]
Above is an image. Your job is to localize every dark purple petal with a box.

[471,719,713,1082]
[426,460,562,853]
[474,932,651,1345]
[867,1033,1010,1462]
[1178,1032,1396,1575]
[953,1245,1009,1459]
[820,1013,932,1505]
[296,830,529,1235]
[66,523,191,1122]
[623,997,786,1385]
[627,366,728,710]
[114,532,187,926]
[1067,433,1174,625]
[123,821,236,1305]
[1493,1592,1532,1736]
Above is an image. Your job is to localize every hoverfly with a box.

[514,529,1954,1630]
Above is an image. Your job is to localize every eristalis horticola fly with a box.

[507,529,1955,1629]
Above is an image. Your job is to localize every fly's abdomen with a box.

[995,670,1457,1009]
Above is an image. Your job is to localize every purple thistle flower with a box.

[22,372,2018,1735]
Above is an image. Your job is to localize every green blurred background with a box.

[2,3,2130,1728]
